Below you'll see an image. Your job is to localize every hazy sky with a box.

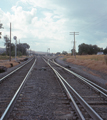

[0,0,107,53]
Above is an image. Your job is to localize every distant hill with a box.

[35,51,47,54]
[0,48,6,54]
[27,50,47,55]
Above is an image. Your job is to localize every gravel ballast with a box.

[55,56,107,89]
[8,56,74,120]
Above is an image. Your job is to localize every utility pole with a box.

[70,32,79,58]
[13,36,17,61]
[0,32,1,39]
[48,48,50,54]
[30,49,31,57]
[9,23,11,61]
[71,41,74,56]
[18,39,20,57]
[0,21,4,39]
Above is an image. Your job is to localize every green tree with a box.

[78,43,100,55]
[62,51,68,55]
[4,35,10,55]
[104,47,107,54]
[17,43,30,55]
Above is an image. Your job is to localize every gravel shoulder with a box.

[54,56,107,89]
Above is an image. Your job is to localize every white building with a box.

[97,52,104,55]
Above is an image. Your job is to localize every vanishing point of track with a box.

[0,56,107,120]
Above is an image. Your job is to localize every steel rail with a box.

[43,58,85,120]
[45,57,107,93]
[45,58,103,120]
[52,58,107,93]
[0,58,36,120]
[52,60,107,98]
[54,68,103,120]
[44,58,103,120]
[43,59,103,120]
[0,57,34,83]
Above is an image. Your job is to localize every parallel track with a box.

[7,57,78,120]
[0,57,33,82]
[43,57,107,120]
[0,57,36,120]
[1,56,107,119]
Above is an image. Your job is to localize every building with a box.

[97,52,104,55]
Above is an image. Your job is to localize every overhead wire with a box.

[79,13,107,32]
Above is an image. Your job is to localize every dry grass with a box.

[62,55,107,74]
[0,60,19,68]
[0,55,10,60]
[0,56,27,68]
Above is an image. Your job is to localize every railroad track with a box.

[0,57,36,120]
[6,56,80,120]
[43,57,107,120]
[1,56,107,119]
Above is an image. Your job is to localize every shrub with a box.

[62,51,68,55]
[63,58,66,61]
[104,55,107,65]
[2,52,6,56]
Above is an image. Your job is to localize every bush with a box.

[17,51,22,56]
[104,55,107,65]
[2,52,6,56]
[63,58,66,61]
[62,51,68,55]
[11,51,22,56]
[11,51,15,56]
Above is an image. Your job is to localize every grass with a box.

[104,55,107,65]
[0,55,10,60]
[0,60,19,68]
[0,55,28,60]
[63,58,66,61]
[0,55,28,68]
[61,54,107,74]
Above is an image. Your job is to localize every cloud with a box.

[0,0,107,52]
[1,3,68,52]
[11,6,37,24]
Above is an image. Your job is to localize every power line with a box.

[79,14,107,32]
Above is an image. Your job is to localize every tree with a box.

[71,48,76,55]
[62,51,68,55]
[78,43,100,55]
[11,43,15,51]
[4,35,10,55]
[22,43,30,49]
[56,52,61,55]
[104,47,107,54]
[3,36,30,56]
[92,45,100,54]
[78,43,89,55]
[17,43,30,55]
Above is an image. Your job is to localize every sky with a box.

[0,0,107,53]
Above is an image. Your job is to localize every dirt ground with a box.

[1,55,107,88]
[0,57,28,68]
[55,56,107,89]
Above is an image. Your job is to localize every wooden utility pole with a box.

[9,23,11,61]
[70,32,79,58]
[0,21,4,39]
[71,41,74,56]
